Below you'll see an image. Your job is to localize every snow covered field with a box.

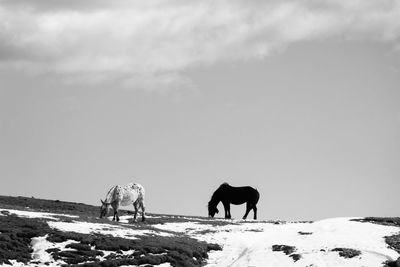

[0,205,399,267]
[153,218,400,266]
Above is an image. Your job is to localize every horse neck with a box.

[105,186,116,204]
[210,190,222,206]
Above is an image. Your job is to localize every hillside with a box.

[0,196,399,266]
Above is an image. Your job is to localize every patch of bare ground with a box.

[271,244,302,262]
[353,217,400,228]
[0,195,98,217]
[298,231,312,235]
[331,248,361,258]
[384,257,400,267]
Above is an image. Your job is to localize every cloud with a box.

[0,0,399,89]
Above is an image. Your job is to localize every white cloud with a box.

[0,0,399,89]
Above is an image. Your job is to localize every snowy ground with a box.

[153,217,400,266]
[0,209,79,220]
[1,207,399,267]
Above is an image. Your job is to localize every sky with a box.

[0,0,399,221]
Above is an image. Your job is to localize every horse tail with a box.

[131,183,145,198]
[254,188,260,204]
[138,184,145,202]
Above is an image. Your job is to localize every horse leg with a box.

[111,204,116,221]
[140,200,146,222]
[243,202,252,220]
[253,205,257,220]
[223,202,231,219]
[113,203,120,222]
[132,202,138,222]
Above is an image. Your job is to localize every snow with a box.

[48,220,172,239]
[31,235,54,263]
[106,215,139,223]
[153,217,400,267]
[103,214,164,223]
[153,221,213,233]
[0,260,26,267]
[0,209,78,220]
[29,235,75,266]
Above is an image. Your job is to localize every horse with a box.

[208,183,260,220]
[100,183,146,222]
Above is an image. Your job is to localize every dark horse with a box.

[208,183,260,220]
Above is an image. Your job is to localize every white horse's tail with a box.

[131,183,145,202]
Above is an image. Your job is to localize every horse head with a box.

[99,199,111,218]
[208,202,219,218]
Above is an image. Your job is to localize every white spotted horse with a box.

[208,182,260,220]
[100,183,146,222]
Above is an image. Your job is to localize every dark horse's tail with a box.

[254,188,260,204]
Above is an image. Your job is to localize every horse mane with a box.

[104,186,117,204]
[209,183,229,206]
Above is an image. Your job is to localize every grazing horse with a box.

[208,183,260,220]
[100,183,146,222]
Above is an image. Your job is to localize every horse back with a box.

[106,183,145,206]
[221,185,259,205]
